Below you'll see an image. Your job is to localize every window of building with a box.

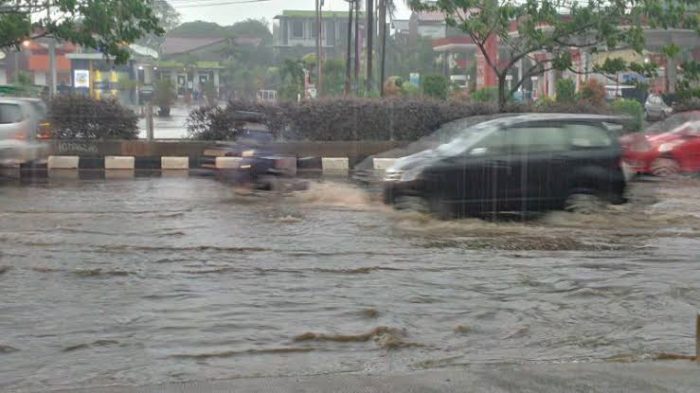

[291,20,304,39]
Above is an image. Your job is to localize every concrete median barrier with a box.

[215,157,242,169]
[322,157,349,175]
[161,156,190,170]
[48,156,80,170]
[105,156,135,170]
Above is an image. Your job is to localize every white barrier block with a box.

[373,158,397,171]
[216,157,242,169]
[322,157,349,173]
[161,156,189,170]
[47,156,79,169]
[105,156,135,170]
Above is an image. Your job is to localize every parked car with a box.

[621,111,700,176]
[644,93,673,121]
[0,98,48,165]
[383,114,628,218]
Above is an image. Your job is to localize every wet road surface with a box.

[137,106,189,139]
[1,176,700,391]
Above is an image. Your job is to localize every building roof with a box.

[161,37,225,56]
[275,10,363,19]
[157,60,223,69]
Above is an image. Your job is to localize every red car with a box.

[621,111,700,176]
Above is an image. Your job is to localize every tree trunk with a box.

[366,0,374,93]
[345,0,354,95]
[354,0,360,92]
[498,75,507,112]
[379,0,387,97]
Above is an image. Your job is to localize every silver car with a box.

[645,94,673,121]
[0,98,48,164]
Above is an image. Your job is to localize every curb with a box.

[2,156,398,179]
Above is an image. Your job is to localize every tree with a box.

[139,0,180,49]
[408,0,700,110]
[227,18,272,43]
[168,21,226,37]
[0,0,163,64]
[323,58,346,96]
[423,74,449,99]
[279,58,305,101]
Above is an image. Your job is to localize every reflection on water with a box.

[1,177,700,391]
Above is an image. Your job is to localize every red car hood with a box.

[646,132,684,145]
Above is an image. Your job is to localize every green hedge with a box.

[611,99,643,132]
[188,98,501,141]
[187,97,615,142]
[49,95,138,140]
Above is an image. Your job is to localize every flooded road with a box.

[1,177,700,391]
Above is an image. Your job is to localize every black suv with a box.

[383,114,627,217]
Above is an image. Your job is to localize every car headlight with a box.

[241,149,255,157]
[384,167,422,182]
[658,141,681,153]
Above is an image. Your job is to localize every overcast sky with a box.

[174,0,412,26]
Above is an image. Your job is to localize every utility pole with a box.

[344,0,354,95]
[354,0,360,92]
[47,5,57,96]
[315,0,323,97]
[365,0,374,93]
[379,0,387,97]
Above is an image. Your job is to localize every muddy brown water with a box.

[1,177,700,391]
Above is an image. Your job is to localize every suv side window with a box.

[567,124,612,149]
[506,124,569,153]
[471,129,511,155]
[0,103,23,124]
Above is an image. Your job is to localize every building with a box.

[3,40,75,88]
[273,10,365,59]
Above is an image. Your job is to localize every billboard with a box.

[74,70,90,88]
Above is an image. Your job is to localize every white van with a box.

[0,98,48,165]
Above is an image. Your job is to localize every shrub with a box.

[611,99,643,132]
[400,83,420,97]
[556,79,576,103]
[188,98,499,141]
[579,79,607,107]
[422,74,449,100]
[673,97,700,112]
[471,87,498,103]
[49,95,138,140]
[154,79,176,110]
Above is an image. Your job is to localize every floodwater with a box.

[1,176,700,391]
